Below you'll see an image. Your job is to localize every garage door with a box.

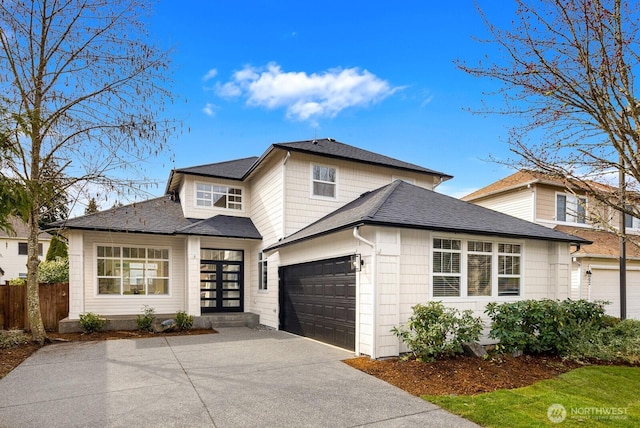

[279,257,356,350]
[591,268,640,319]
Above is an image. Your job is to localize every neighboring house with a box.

[55,139,587,358]
[0,216,52,282]
[462,170,640,319]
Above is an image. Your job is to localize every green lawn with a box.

[424,366,640,427]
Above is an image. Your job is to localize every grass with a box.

[424,366,640,427]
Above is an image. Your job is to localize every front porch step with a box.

[59,312,260,333]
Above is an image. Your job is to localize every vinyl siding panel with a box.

[472,189,534,222]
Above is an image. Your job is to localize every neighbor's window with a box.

[556,193,586,224]
[498,243,521,296]
[97,245,170,295]
[18,242,43,256]
[624,204,640,229]
[432,238,521,298]
[312,164,336,198]
[258,252,267,291]
[432,238,461,297]
[196,183,243,210]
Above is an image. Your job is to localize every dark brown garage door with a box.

[279,257,356,350]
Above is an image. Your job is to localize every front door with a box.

[200,249,244,313]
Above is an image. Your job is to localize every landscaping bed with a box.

[344,354,584,396]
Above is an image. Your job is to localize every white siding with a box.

[80,231,187,316]
[248,154,284,244]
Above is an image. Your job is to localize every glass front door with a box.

[200,249,243,313]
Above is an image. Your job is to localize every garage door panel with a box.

[280,257,356,350]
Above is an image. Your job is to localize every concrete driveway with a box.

[0,327,478,427]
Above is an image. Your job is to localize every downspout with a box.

[282,151,290,239]
[353,226,376,358]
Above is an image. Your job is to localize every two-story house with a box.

[56,139,587,358]
[0,216,52,283]
[462,170,640,319]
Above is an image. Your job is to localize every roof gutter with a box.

[353,226,377,359]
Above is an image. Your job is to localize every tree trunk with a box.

[27,208,46,344]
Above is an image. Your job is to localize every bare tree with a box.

[0,0,178,343]
[459,0,640,234]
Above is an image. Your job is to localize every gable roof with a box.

[265,180,590,251]
[462,170,618,202]
[52,196,261,239]
[166,138,452,194]
[0,216,52,240]
[269,138,452,179]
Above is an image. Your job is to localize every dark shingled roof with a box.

[272,139,452,178]
[265,180,590,250]
[166,139,452,194]
[174,157,259,180]
[53,196,261,239]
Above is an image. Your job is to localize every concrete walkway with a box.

[0,327,479,427]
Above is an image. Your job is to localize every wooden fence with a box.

[0,282,69,331]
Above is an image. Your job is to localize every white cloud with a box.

[202,68,218,81]
[213,62,400,122]
[202,103,217,117]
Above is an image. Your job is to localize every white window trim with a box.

[258,252,268,292]
[310,163,338,200]
[195,181,244,211]
[555,191,587,225]
[94,244,172,298]
[431,236,523,300]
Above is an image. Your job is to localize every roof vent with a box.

[326,137,334,142]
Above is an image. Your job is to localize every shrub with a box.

[8,278,26,286]
[37,256,69,283]
[564,319,640,364]
[485,299,607,355]
[46,235,68,261]
[175,311,194,331]
[392,301,484,362]
[0,330,31,349]
[79,312,107,333]
[136,305,155,332]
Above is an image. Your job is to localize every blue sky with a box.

[145,1,520,199]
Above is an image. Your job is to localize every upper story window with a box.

[432,237,521,298]
[556,193,586,224]
[196,183,243,210]
[18,242,43,256]
[312,164,336,199]
[624,205,640,229]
